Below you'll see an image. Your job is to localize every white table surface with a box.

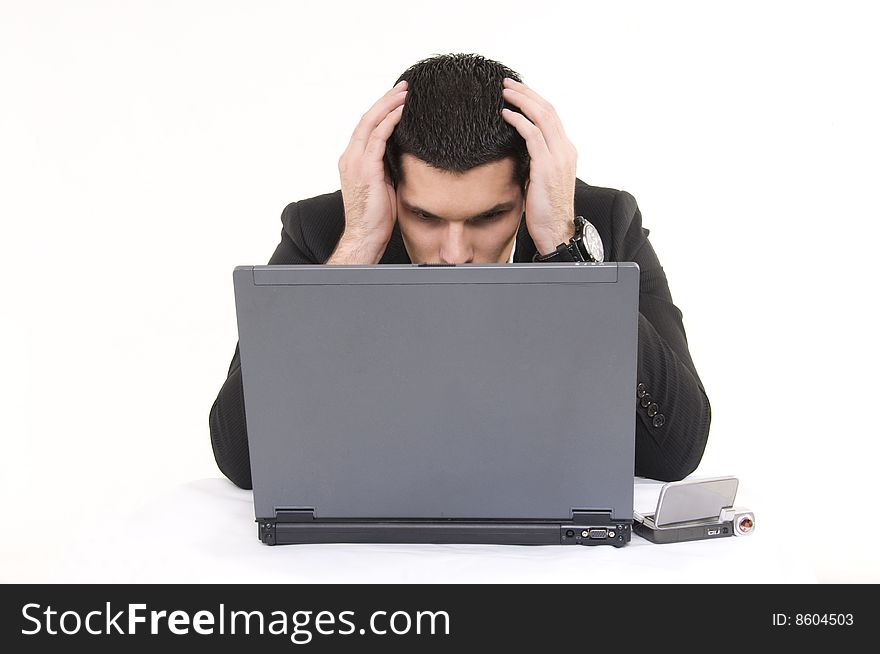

[42,477,817,583]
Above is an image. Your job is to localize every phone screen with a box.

[654,477,739,527]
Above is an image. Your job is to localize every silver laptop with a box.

[233,262,640,547]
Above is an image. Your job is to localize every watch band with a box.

[533,241,578,262]
[532,215,590,263]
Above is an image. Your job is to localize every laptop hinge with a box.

[570,509,614,525]
[274,508,317,522]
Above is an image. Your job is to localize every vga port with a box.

[588,528,608,539]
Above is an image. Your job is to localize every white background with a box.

[1,0,877,582]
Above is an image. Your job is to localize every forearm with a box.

[209,201,320,488]
[208,346,253,489]
[606,189,712,480]
[633,312,711,481]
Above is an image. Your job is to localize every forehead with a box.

[398,153,520,210]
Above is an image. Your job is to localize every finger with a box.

[502,86,567,153]
[348,87,407,152]
[501,84,569,154]
[503,77,557,116]
[500,107,550,161]
[347,81,408,153]
[363,103,405,163]
[508,79,571,141]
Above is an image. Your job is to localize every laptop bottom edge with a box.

[257,520,632,548]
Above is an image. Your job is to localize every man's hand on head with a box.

[329,80,408,265]
[500,78,578,256]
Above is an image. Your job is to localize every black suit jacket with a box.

[209,178,711,489]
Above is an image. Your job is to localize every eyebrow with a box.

[401,200,516,221]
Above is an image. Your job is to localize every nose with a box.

[439,224,473,264]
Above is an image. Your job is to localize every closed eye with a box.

[414,211,504,224]
[473,211,503,223]
[414,211,440,222]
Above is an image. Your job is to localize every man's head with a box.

[385,53,530,264]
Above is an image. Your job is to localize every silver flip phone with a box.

[633,476,755,544]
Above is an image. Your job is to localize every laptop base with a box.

[258,518,632,548]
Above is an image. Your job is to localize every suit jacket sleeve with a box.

[610,190,711,481]
[208,201,316,489]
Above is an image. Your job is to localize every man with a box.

[209,53,711,490]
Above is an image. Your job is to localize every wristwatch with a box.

[532,215,604,263]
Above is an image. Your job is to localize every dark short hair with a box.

[385,53,530,193]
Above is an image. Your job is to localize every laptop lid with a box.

[233,262,639,523]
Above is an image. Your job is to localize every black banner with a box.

[0,584,869,650]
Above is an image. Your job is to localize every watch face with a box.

[583,222,604,262]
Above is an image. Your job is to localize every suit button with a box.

[647,403,659,417]
[652,414,665,428]
[639,394,651,408]
[637,383,648,398]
